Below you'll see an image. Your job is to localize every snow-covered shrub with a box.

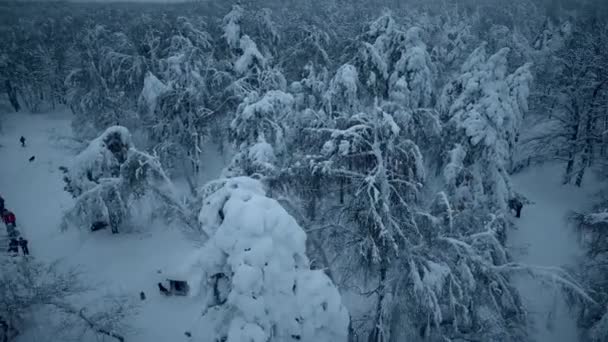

[61,126,190,233]
[197,177,350,342]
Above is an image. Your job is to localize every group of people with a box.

[0,195,30,256]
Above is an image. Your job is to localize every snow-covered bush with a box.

[60,126,190,233]
[197,177,350,342]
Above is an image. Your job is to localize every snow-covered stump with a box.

[197,177,350,342]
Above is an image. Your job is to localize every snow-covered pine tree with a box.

[60,126,191,233]
[65,24,146,139]
[223,89,295,179]
[439,44,532,210]
[310,100,425,342]
[144,16,215,181]
[197,177,350,342]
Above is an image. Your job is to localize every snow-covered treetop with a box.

[222,5,245,50]
[63,126,132,197]
[175,16,212,51]
[138,72,169,115]
[197,177,350,341]
[388,26,435,108]
[441,45,532,163]
[234,35,266,76]
[230,90,294,149]
[325,64,359,115]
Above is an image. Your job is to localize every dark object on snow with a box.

[28,156,35,162]
[0,195,4,212]
[90,221,108,232]
[140,291,146,301]
[6,80,20,112]
[6,225,19,238]
[158,282,170,296]
[8,238,19,254]
[184,331,192,338]
[20,136,25,147]
[508,198,523,218]
[168,279,190,296]
[18,237,29,256]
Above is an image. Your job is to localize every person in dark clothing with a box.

[7,225,18,238]
[18,237,29,256]
[140,291,146,301]
[28,156,35,162]
[158,282,170,296]
[0,195,4,213]
[8,238,19,254]
[508,198,524,218]
[20,136,25,147]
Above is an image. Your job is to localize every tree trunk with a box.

[368,263,388,342]
[563,122,580,185]
[575,115,594,187]
[5,80,20,112]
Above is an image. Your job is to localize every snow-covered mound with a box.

[197,177,350,342]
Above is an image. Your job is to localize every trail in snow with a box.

[510,164,601,342]
[0,111,221,342]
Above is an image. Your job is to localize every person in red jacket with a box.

[2,209,16,228]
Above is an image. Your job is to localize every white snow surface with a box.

[0,110,212,342]
[509,163,605,342]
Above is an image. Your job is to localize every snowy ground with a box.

[510,163,603,342]
[0,110,218,342]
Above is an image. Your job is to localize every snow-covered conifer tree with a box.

[439,45,532,209]
[197,177,350,342]
[60,126,190,233]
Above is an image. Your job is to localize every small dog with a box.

[28,156,35,162]
[158,282,170,296]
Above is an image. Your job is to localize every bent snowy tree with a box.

[196,177,350,342]
[60,126,193,233]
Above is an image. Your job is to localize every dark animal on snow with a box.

[28,156,35,162]
[508,198,523,218]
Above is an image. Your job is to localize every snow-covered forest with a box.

[1,0,608,341]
